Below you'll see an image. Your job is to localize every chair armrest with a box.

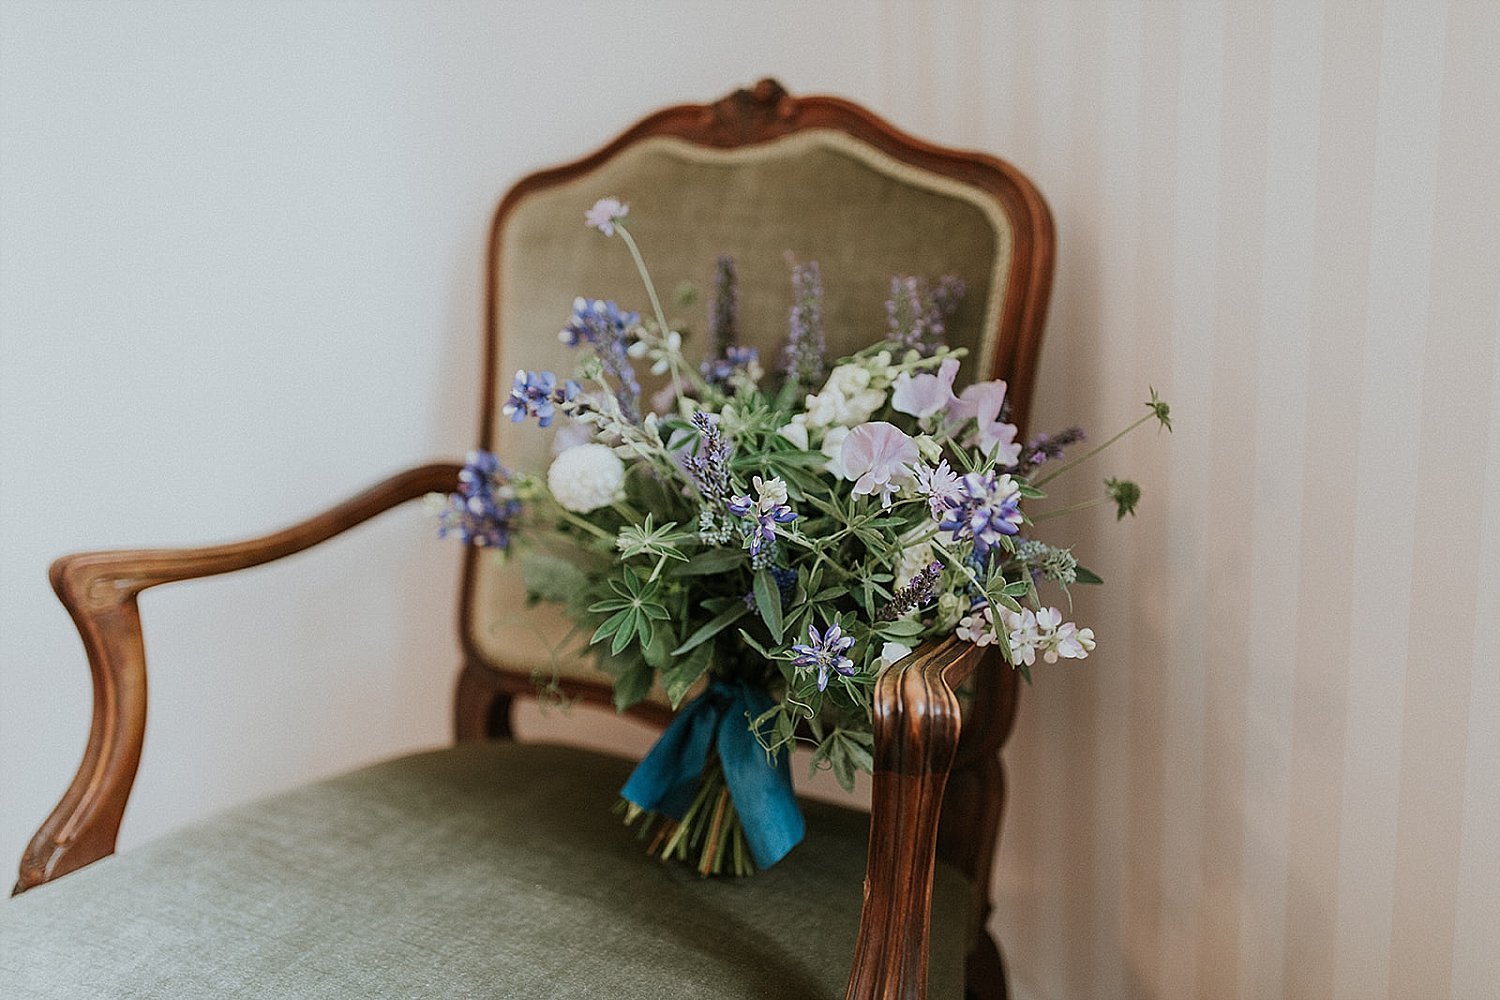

[845,635,986,1000]
[13,462,462,895]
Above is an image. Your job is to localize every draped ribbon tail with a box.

[619,684,726,819]
[716,683,805,869]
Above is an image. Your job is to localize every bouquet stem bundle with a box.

[618,754,754,877]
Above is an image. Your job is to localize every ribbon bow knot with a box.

[620,679,805,869]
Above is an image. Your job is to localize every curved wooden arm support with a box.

[845,636,986,1000]
[13,462,463,896]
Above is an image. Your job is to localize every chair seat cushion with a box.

[2,741,971,998]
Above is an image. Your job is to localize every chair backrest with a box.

[460,80,1053,752]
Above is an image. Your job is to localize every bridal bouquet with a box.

[435,196,1170,876]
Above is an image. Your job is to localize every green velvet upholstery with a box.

[469,130,1013,699]
[1,742,970,998]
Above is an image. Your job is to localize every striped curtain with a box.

[857,2,1498,997]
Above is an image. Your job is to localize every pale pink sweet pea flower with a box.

[841,421,919,507]
[585,197,628,236]
[952,380,1022,466]
[891,357,960,420]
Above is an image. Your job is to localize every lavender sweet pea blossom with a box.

[840,422,919,507]
[584,197,627,236]
[952,380,1022,467]
[891,357,960,420]
[791,622,857,691]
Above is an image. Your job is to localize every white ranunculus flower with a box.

[547,443,625,513]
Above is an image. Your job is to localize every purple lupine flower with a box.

[876,560,945,621]
[559,297,642,423]
[728,474,798,555]
[731,500,798,556]
[701,345,760,387]
[725,492,754,517]
[791,622,857,692]
[745,565,799,613]
[708,253,739,359]
[938,471,1023,561]
[771,565,798,604]
[436,449,522,549]
[1017,426,1086,474]
[780,258,827,390]
[501,369,580,428]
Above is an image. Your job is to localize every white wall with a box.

[2,3,1496,1000]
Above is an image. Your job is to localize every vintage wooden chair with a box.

[4,80,1053,999]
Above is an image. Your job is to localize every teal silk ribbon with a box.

[620,679,805,869]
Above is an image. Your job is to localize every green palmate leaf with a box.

[612,657,654,712]
[670,548,747,576]
[591,608,632,645]
[840,729,875,774]
[810,728,876,792]
[1074,565,1104,585]
[1002,580,1031,597]
[610,610,640,656]
[753,567,785,643]
[662,643,713,708]
[672,601,751,655]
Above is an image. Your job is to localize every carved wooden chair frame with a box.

[16,80,1054,1000]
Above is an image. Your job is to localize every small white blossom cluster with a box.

[956,604,1001,646]
[776,352,898,454]
[998,607,1095,665]
[801,354,891,429]
[627,326,683,376]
